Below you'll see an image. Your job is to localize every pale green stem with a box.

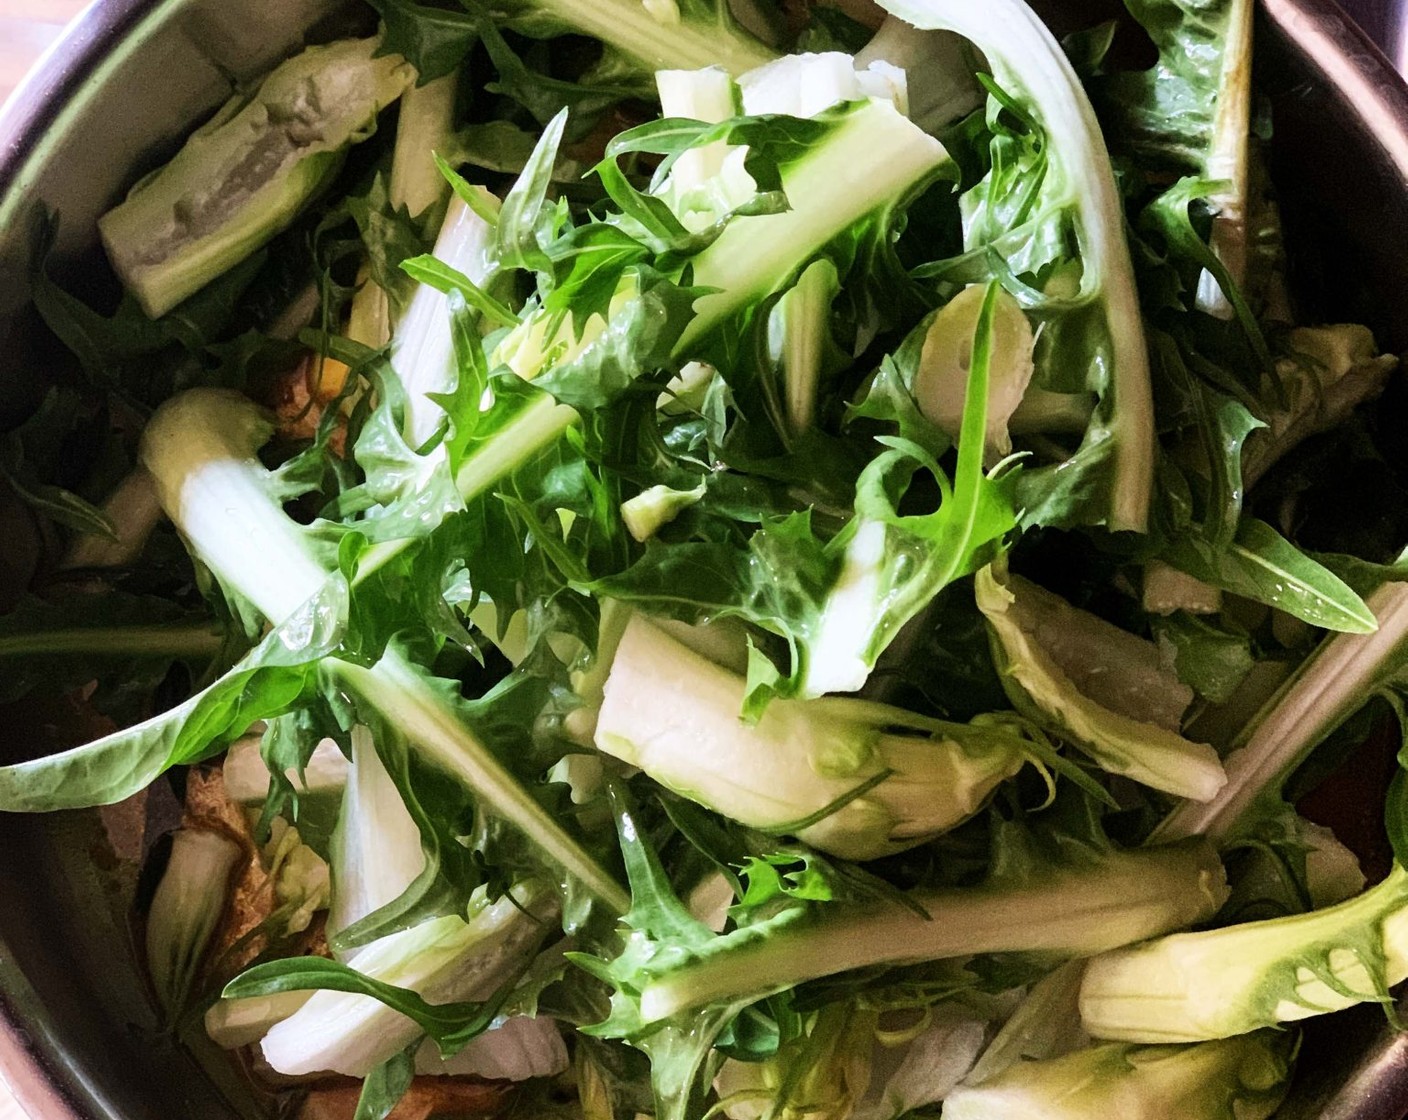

[0,622,224,659]
[518,0,776,74]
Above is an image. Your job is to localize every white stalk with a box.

[261,883,556,1076]
[327,725,426,950]
[63,469,165,570]
[393,190,501,448]
[656,67,737,195]
[638,839,1227,1021]
[348,70,462,346]
[681,100,947,350]
[141,389,328,622]
[391,73,460,220]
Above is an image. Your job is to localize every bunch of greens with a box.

[3,0,1408,1117]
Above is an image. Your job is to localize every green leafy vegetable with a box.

[803,282,1019,696]
[367,0,479,84]
[0,592,225,710]
[353,1045,417,1120]
[0,581,346,811]
[9,10,1408,1118]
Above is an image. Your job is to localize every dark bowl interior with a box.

[1338,0,1408,72]
[2,0,1408,1116]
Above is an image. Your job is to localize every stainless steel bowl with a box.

[1338,0,1408,72]
[2,1,1408,1116]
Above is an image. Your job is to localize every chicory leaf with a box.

[400,254,520,328]
[367,0,479,84]
[0,577,348,811]
[1151,612,1257,706]
[495,108,567,273]
[1164,519,1378,635]
[887,0,1156,533]
[802,282,1019,696]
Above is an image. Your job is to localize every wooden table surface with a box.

[0,0,86,106]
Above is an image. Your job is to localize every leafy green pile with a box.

[3,0,1408,1117]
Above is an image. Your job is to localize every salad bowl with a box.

[2,0,1408,1118]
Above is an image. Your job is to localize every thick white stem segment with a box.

[63,469,165,570]
[414,1016,568,1080]
[656,67,737,193]
[1080,865,1408,1043]
[392,73,460,219]
[453,396,584,502]
[804,519,889,696]
[140,389,328,623]
[515,0,776,75]
[594,616,1025,859]
[393,191,501,448]
[975,565,1225,802]
[261,884,556,1076]
[857,16,982,133]
[327,725,426,952]
[348,72,461,347]
[945,1032,1292,1120]
[738,52,907,119]
[205,990,312,1048]
[99,38,414,317]
[775,258,840,437]
[680,99,948,351]
[1197,0,1254,317]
